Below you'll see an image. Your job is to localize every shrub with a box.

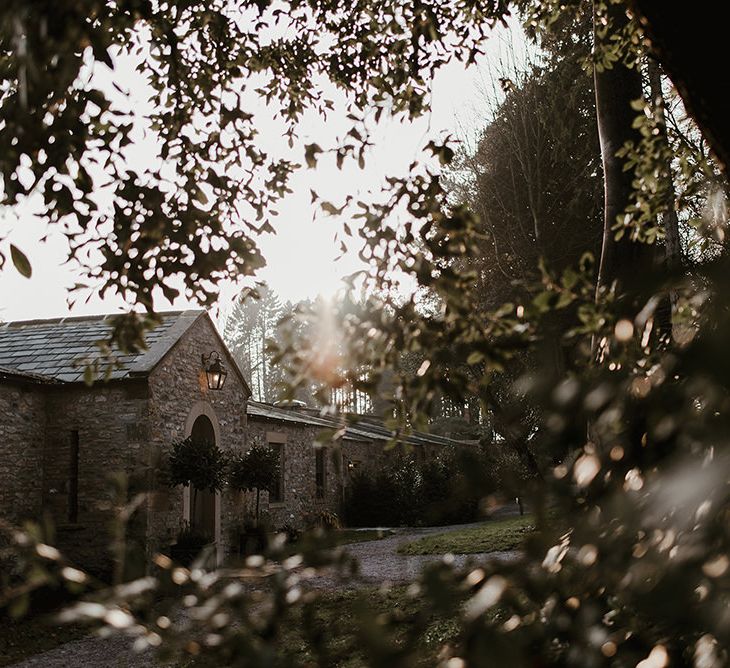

[228,445,279,526]
[168,436,228,493]
[344,448,498,527]
[167,436,228,539]
[276,522,301,544]
[344,462,410,527]
[304,509,341,531]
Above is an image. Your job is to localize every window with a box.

[270,443,284,503]
[68,430,79,523]
[315,448,325,499]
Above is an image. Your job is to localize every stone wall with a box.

[0,379,46,524]
[2,311,458,572]
[146,314,250,560]
[1,314,252,570]
[246,416,403,529]
[246,418,338,529]
[42,379,150,573]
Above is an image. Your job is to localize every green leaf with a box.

[193,188,209,206]
[321,201,340,215]
[10,244,31,278]
[467,351,484,365]
[305,143,323,168]
[532,291,553,312]
[9,592,30,619]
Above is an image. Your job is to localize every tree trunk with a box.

[628,0,730,175]
[190,486,198,530]
[485,386,543,480]
[647,58,681,338]
[593,0,656,303]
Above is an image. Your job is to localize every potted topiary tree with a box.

[228,444,278,554]
[167,436,228,565]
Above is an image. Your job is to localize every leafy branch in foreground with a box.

[2,1,730,667]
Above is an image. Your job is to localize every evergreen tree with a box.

[224,284,283,402]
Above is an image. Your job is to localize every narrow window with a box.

[270,443,284,503]
[315,448,325,499]
[68,430,79,523]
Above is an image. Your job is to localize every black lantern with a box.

[202,351,228,390]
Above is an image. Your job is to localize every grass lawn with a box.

[176,585,463,668]
[397,515,534,556]
[279,586,460,667]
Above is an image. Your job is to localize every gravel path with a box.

[311,521,520,587]
[11,514,521,667]
[9,634,156,668]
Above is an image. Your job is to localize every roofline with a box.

[127,310,205,377]
[0,310,192,328]
[0,309,252,395]
[246,400,467,447]
[0,367,60,385]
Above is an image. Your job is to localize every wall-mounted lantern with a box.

[201,351,228,390]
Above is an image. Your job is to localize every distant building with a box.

[0,310,456,571]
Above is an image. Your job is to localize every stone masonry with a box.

[0,376,46,524]
[0,310,463,573]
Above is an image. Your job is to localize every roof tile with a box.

[0,311,203,383]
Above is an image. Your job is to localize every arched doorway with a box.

[189,415,217,541]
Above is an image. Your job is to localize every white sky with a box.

[0,17,523,325]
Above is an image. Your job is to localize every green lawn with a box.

[176,585,463,668]
[3,586,463,668]
[397,515,534,556]
[279,586,460,668]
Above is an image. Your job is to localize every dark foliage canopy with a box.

[2,2,730,667]
[228,444,278,493]
[167,436,227,493]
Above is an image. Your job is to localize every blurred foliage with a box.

[2,1,730,667]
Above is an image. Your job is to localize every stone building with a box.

[0,310,458,571]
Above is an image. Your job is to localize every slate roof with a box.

[0,310,203,383]
[247,400,463,448]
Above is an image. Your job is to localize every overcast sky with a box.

[0,17,524,325]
